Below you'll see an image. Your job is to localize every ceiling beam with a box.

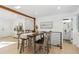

[0,5,35,19]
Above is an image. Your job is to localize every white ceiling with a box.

[6,5,79,18]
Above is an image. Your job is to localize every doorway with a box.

[63,18,73,44]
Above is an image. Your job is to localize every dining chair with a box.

[19,30,32,53]
[24,30,32,47]
[35,31,51,54]
[19,36,31,53]
[17,31,23,49]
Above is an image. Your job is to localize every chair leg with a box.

[18,39,20,49]
[20,40,24,53]
[43,45,49,54]
[42,46,46,54]
[17,34,20,49]
[38,46,41,53]
[49,44,51,49]
[28,39,30,48]
[23,40,25,52]
[26,39,27,47]
[28,39,32,48]
[47,45,49,54]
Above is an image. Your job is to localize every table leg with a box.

[60,32,62,49]
[17,34,20,49]
[32,36,36,54]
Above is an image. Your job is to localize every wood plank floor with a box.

[0,37,79,54]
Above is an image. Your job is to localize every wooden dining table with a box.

[20,31,45,53]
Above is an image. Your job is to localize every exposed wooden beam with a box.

[0,5,35,19]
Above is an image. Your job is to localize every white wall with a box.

[37,13,74,32]
[72,13,79,48]
[37,13,73,45]
[37,15,63,32]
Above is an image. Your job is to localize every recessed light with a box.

[14,6,21,9]
[57,6,61,10]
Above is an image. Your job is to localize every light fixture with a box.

[57,6,61,10]
[62,19,71,23]
[14,6,21,9]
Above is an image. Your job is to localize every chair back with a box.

[43,31,51,46]
[25,30,32,33]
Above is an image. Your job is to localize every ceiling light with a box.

[14,6,21,9]
[62,20,71,23]
[57,6,61,10]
